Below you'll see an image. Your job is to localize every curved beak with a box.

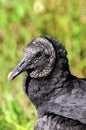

[8,57,27,82]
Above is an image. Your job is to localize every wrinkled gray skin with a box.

[8,36,86,130]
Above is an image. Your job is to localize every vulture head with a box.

[8,36,57,81]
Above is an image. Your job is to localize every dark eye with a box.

[45,53,50,58]
[36,52,41,57]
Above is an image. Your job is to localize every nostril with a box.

[18,60,25,68]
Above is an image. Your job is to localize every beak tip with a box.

[8,58,26,82]
[7,71,13,82]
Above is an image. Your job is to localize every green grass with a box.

[0,0,86,130]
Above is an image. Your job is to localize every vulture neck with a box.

[49,47,71,84]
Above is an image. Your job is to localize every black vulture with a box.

[8,36,86,130]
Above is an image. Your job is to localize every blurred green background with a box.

[0,0,86,130]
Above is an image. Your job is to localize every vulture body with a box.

[8,36,86,130]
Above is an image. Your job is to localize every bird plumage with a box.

[8,36,86,130]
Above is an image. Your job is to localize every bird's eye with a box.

[45,54,50,58]
[36,52,41,57]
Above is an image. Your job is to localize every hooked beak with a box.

[8,57,27,82]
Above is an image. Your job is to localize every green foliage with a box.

[0,0,86,129]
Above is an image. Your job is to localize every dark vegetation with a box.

[0,0,86,130]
